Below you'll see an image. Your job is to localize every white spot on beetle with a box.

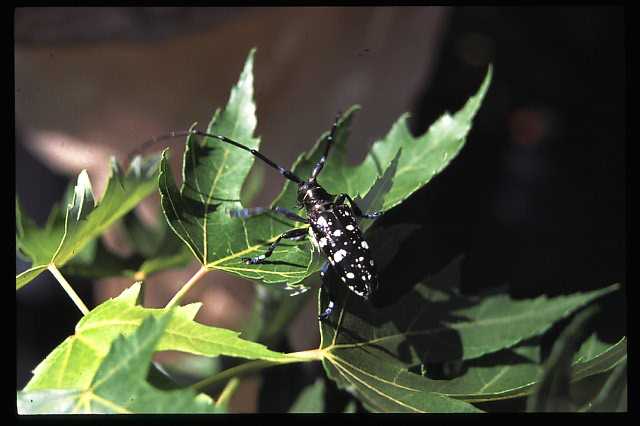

[317,216,328,227]
[361,241,369,249]
[370,259,375,266]
[333,229,343,237]
[358,257,364,262]
[346,272,355,279]
[345,224,355,231]
[319,237,327,247]
[334,249,347,263]
[341,277,346,282]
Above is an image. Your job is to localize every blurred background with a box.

[15,6,625,412]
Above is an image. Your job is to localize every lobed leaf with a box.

[395,335,626,403]
[318,252,620,411]
[317,66,492,213]
[23,283,294,392]
[18,313,222,414]
[16,155,161,289]
[157,50,491,290]
[158,49,321,288]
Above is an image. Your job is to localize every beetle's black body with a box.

[138,113,380,320]
[307,201,378,299]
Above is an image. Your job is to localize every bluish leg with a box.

[231,206,308,223]
[242,227,309,265]
[318,262,336,321]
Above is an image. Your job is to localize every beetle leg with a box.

[335,193,382,219]
[242,227,309,265]
[231,206,308,223]
[318,261,336,321]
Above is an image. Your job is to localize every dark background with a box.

[16,6,626,411]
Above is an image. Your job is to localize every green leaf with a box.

[318,252,620,411]
[62,211,193,280]
[320,262,619,364]
[287,378,361,413]
[322,348,482,413]
[406,334,626,403]
[23,282,295,392]
[288,379,325,413]
[18,313,222,414]
[158,51,491,290]
[158,49,321,288]
[318,66,493,213]
[526,306,600,411]
[61,237,142,279]
[242,283,312,346]
[16,155,161,289]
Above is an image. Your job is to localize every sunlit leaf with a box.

[158,51,491,290]
[23,283,296,392]
[18,313,222,414]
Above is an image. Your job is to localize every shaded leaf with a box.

[288,379,325,413]
[62,211,194,280]
[16,155,161,289]
[418,335,626,403]
[288,378,361,413]
[319,252,620,411]
[585,360,627,412]
[527,306,599,411]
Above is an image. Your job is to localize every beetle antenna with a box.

[310,111,340,181]
[190,130,303,184]
[129,129,304,184]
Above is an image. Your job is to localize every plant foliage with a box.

[16,49,625,413]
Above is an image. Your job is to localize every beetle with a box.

[137,113,381,320]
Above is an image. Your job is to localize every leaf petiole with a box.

[165,265,209,308]
[215,377,240,408]
[47,263,89,315]
[192,349,323,392]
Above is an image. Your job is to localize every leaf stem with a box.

[192,350,323,392]
[215,377,240,408]
[192,360,275,391]
[47,264,90,315]
[165,265,209,308]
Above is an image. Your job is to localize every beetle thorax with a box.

[298,181,334,211]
